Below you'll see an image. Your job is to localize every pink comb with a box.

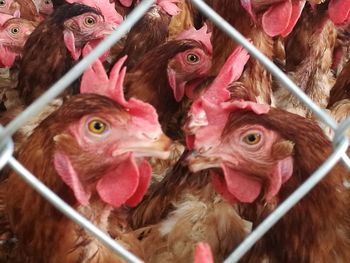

[202,45,250,105]
[176,24,212,54]
[81,50,160,127]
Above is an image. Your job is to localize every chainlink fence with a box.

[0,0,349,262]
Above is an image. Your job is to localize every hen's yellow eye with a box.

[242,133,261,145]
[84,16,96,26]
[186,53,199,63]
[88,119,107,134]
[10,27,19,34]
[0,0,6,7]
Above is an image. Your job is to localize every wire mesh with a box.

[0,0,349,262]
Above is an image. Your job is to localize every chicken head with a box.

[62,5,116,60]
[0,0,21,17]
[76,51,173,208]
[53,94,172,209]
[187,101,294,204]
[167,24,213,102]
[0,17,36,67]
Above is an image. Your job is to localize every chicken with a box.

[274,5,337,117]
[124,26,212,140]
[14,3,116,107]
[0,0,20,17]
[186,98,350,261]
[0,17,36,113]
[114,0,180,70]
[204,0,275,104]
[127,46,251,263]
[4,87,173,261]
[0,17,36,68]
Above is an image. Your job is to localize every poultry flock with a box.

[0,0,349,262]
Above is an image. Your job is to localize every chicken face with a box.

[53,95,172,209]
[167,25,213,102]
[0,17,35,46]
[0,0,20,16]
[63,11,116,60]
[0,18,36,67]
[167,47,212,101]
[187,109,294,204]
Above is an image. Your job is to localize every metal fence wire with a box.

[0,0,350,262]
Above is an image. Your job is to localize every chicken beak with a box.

[135,133,173,160]
[112,134,173,160]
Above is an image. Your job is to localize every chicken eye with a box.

[84,16,96,27]
[0,0,6,7]
[87,119,108,134]
[10,27,20,34]
[186,53,199,63]
[242,133,261,145]
[44,0,51,4]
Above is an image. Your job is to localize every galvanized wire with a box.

[7,157,144,263]
[0,127,13,170]
[0,0,349,262]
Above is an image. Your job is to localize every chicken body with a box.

[130,164,250,263]
[274,7,337,117]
